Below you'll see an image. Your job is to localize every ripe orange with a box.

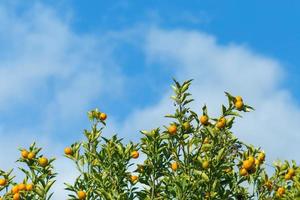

[26,184,33,191]
[27,152,35,160]
[171,162,178,171]
[131,151,139,159]
[235,96,243,102]
[38,157,48,167]
[13,193,20,200]
[0,179,6,186]
[240,168,248,176]
[202,161,210,169]
[200,115,209,125]
[242,160,254,170]
[77,191,86,200]
[130,175,138,184]
[235,100,244,110]
[216,117,226,129]
[224,168,232,173]
[168,125,177,135]
[284,173,292,181]
[287,168,295,176]
[18,183,26,191]
[248,156,255,165]
[99,113,107,121]
[64,147,73,155]
[21,150,29,159]
[277,187,285,197]
[11,185,19,194]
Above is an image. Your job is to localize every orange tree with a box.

[1,79,299,199]
[0,143,56,200]
[64,79,299,200]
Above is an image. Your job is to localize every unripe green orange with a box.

[183,121,190,130]
[202,161,210,169]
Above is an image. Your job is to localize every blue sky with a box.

[0,1,300,198]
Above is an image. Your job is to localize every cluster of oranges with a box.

[0,181,33,200]
[240,153,265,176]
[21,149,49,167]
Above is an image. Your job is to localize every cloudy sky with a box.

[0,1,300,198]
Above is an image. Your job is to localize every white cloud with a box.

[120,27,300,166]
[0,2,125,199]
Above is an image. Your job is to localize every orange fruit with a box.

[235,96,243,102]
[248,156,255,165]
[27,152,35,160]
[99,113,107,121]
[235,100,244,110]
[77,191,86,200]
[277,187,285,197]
[38,157,48,167]
[287,168,295,176]
[200,115,209,125]
[26,184,33,191]
[130,175,138,184]
[216,117,226,129]
[171,162,178,171]
[202,161,210,169]
[0,179,6,186]
[240,168,248,176]
[64,147,73,155]
[18,183,26,191]
[21,150,29,159]
[13,193,20,200]
[131,151,139,159]
[168,125,177,135]
[11,185,19,194]
[284,173,292,181]
[242,160,254,170]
